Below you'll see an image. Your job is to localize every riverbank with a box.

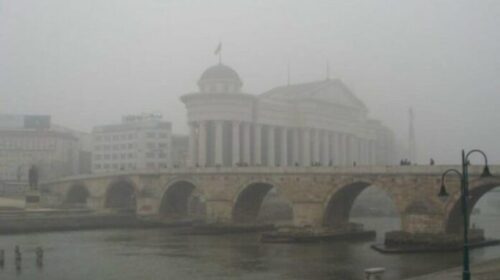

[0,210,165,234]
[405,257,500,279]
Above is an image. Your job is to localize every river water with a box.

[1,215,500,280]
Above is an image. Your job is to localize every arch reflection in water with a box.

[462,185,500,239]
[233,182,293,225]
[64,184,90,207]
[159,180,206,221]
[324,183,401,237]
[105,180,137,211]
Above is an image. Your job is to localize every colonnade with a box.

[188,121,377,167]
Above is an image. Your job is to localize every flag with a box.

[214,42,222,55]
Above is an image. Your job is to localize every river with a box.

[1,215,500,280]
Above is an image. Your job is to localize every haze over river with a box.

[0,214,499,280]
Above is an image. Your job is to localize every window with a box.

[159,133,167,138]
[104,154,110,160]
[159,143,167,149]
[94,164,101,169]
[146,162,155,168]
[112,154,118,160]
[147,143,155,149]
[94,154,102,160]
[146,132,156,138]
[128,153,134,159]
[146,152,154,158]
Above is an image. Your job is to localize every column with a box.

[331,132,338,165]
[369,140,376,165]
[198,121,207,167]
[215,121,223,166]
[254,124,262,165]
[232,121,240,166]
[322,131,330,166]
[188,123,197,167]
[280,127,288,167]
[242,123,251,164]
[340,133,348,166]
[267,126,275,166]
[351,136,359,165]
[346,135,353,166]
[292,128,300,166]
[361,139,368,165]
[312,129,320,165]
[302,128,311,166]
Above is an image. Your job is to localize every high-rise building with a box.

[91,114,173,173]
[0,114,80,186]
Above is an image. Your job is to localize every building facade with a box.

[91,114,173,173]
[181,64,396,167]
[0,114,80,185]
[171,135,189,168]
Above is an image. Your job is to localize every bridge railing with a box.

[40,165,499,186]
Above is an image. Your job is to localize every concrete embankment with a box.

[0,210,164,234]
[405,257,500,280]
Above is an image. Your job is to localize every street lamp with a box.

[438,149,492,280]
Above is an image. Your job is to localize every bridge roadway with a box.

[41,165,500,237]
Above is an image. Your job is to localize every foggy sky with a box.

[1,0,499,164]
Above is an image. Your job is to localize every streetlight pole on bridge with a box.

[438,149,493,280]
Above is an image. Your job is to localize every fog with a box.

[1,0,499,164]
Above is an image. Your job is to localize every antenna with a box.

[326,60,330,80]
[287,62,290,86]
[214,42,222,64]
[408,107,417,163]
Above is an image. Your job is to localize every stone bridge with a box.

[41,165,500,236]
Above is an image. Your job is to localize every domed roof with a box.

[199,64,242,83]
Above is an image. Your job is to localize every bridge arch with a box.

[159,179,205,219]
[323,180,402,230]
[232,180,292,224]
[64,183,90,206]
[445,178,500,234]
[104,178,137,211]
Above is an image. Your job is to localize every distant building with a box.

[171,135,189,167]
[0,114,81,187]
[181,63,396,167]
[91,114,173,173]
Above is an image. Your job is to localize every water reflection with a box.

[0,216,499,280]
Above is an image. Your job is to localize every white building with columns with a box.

[181,63,395,168]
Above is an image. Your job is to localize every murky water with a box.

[0,215,499,280]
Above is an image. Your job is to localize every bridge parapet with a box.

[37,165,500,240]
[40,165,500,186]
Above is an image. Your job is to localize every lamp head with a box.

[481,165,492,178]
[438,183,449,201]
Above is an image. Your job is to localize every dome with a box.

[199,64,242,82]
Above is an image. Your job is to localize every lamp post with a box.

[438,149,492,280]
